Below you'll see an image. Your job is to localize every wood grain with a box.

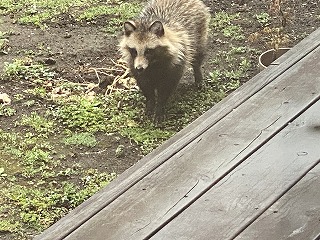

[236,164,320,240]
[151,100,320,240]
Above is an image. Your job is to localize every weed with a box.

[0,129,18,144]
[78,1,142,33]
[229,46,247,54]
[56,97,106,132]
[1,124,116,233]
[239,58,251,70]
[255,12,271,27]
[0,127,55,179]
[0,0,140,30]
[122,126,173,154]
[0,105,16,116]
[102,90,174,153]
[56,81,86,93]
[57,171,117,208]
[22,147,53,176]
[104,2,142,34]
[0,0,100,27]
[22,99,36,107]
[14,94,25,101]
[3,185,68,230]
[57,167,76,177]
[26,86,47,98]
[19,12,52,28]
[0,219,21,233]
[208,46,252,90]
[249,0,292,55]
[63,132,97,148]
[3,59,55,84]
[79,169,116,201]
[211,11,245,40]
[78,5,111,21]
[19,112,55,134]
[211,11,240,29]
[222,25,245,40]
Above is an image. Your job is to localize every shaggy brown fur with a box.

[119,0,210,121]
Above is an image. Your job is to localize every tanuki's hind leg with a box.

[192,51,205,88]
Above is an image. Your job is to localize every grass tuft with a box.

[63,132,97,148]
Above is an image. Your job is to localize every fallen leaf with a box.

[0,93,11,105]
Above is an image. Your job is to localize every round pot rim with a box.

[259,47,291,70]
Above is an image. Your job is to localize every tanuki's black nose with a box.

[135,66,144,73]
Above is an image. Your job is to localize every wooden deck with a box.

[36,28,320,240]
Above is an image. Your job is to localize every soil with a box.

[0,0,319,238]
[0,16,141,175]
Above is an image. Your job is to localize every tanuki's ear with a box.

[124,21,136,36]
[149,21,164,37]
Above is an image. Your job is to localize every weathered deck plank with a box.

[36,27,320,240]
[236,164,320,240]
[62,43,320,239]
[151,100,320,240]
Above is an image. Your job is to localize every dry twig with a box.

[89,58,137,95]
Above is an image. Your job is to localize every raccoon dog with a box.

[119,0,210,121]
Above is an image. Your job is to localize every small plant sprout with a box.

[255,12,271,27]
[63,132,97,148]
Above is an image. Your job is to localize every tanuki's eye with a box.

[128,47,137,57]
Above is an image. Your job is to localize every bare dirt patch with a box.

[0,0,319,239]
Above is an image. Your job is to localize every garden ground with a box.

[0,0,319,239]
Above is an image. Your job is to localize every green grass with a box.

[78,2,142,33]
[54,90,174,153]
[0,0,100,27]
[3,58,55,84]
[0,218,21,234]
[20,112,55,134]
[0,0,258,238]
[255,12,271,27]
[208,46,253,92]
[211,11,245,40]
[0,127,55,177]
[63,132,97,148]
[56,97,107,133]
[2,170,116,231]
[0,105,16,116]
[0,126,117,234]
[0,0,141,31]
